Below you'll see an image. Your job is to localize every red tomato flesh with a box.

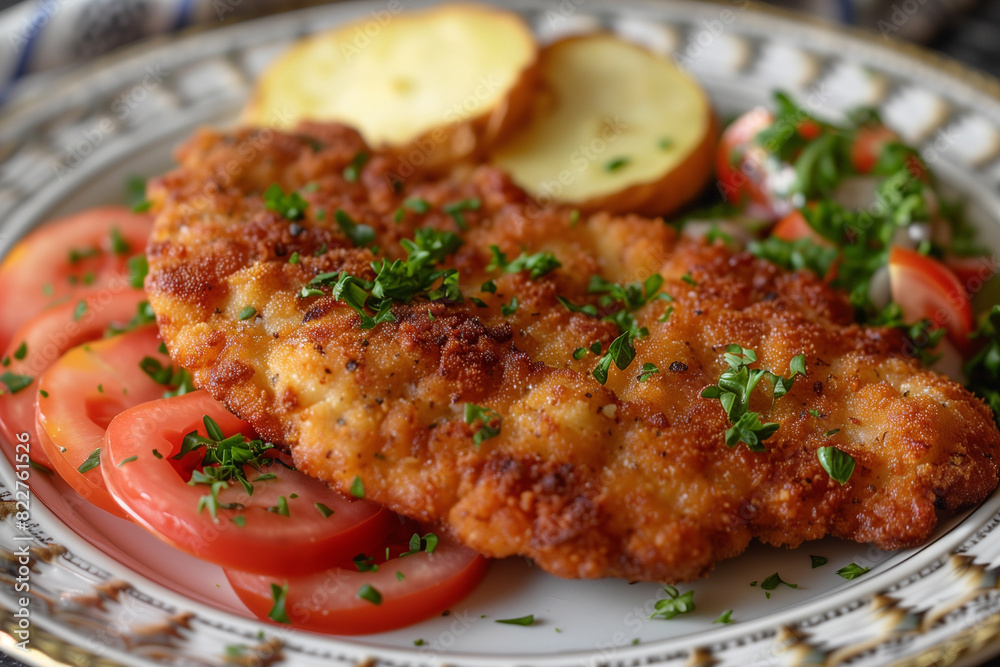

[35,325,175,517]
[0,289,147,469]
[102,391,395,576]
[889,246,975,347]
[226,534,489,635]
[717,108,777,216]
[0,207,151,352]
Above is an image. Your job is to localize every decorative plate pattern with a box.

[3,1,1000,666]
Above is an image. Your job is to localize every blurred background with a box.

[0,0,998,109]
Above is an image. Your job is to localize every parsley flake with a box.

[464,403,501,446]
[0,372,33,394]
[13,342,26,360]
[836,563,870,580]
[335,209,375,247]
[268,583,291,623]
[443,198,480,230]
[78,448,102,474]
[237,306,257,321]
[263,183,307,221]
[315,502,334,518]
[817,446,855,484]
[810,555,829,568]
[649,586,695,620]
[343,151,369,183]
[638,362,659,382]
[496,615,534,626]
[350,475,365,498]
[714,609,734,624]
[358,583,382,605]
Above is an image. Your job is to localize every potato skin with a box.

[147,124,1000,582]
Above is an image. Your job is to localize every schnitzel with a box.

[145,123,1000,582]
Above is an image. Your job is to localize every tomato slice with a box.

[0,207,152,352]
[0,289,148,469]
[717,108,777,217]
[103,391,395,575]
[771,210,828,245]
[888,246,975,347]
[226,534,489,635]
[35,325,177,517]
[850,125,898,174]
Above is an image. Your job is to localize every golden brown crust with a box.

[146,124,1000,582]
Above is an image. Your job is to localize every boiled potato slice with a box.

[492,34,716,217]
[243,4,538,169]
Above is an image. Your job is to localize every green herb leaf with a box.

[465,403,501,446]
[760,572,798,591]
[817,446,855,484]
[649,586,695,620]
[638,362,659,382]
[353,553,379,572]
[13,342,26,361]
[0,372,33,394]
[117,455,138,467]
[350,475,365,498]
[237,306,257,321]
[263,183,307,221]
[127,255,149,289]
[443,198,480,230]
[714,609,734,624]
[315,502,334,518]
[358,583,382,605]
[836,563,870,580]
[501,297,519,317]
[343,151,369,183]
[78,448,102,474]
[810,555,829,568]
[268,583,291,623]
[496,615,534,626]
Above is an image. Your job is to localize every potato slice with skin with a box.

[492,34,716,217]
[242,3,538,171]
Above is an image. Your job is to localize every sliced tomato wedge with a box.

[0,206,152,352]
[717,108,776,216]
[35,325,177,517]
[771,210,829,245]
[889,246,975,347]
[103,391,395,576]
[226,533,489,635]
[0,289,148,469]
[850,124,898,174]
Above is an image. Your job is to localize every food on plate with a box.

[102,391,395,576]
[242,3,538,171]
[143,119,1000,583]
[0,288,148,469]
[34,325,186,517]
[225,530,488,634]
[491,34,715,216]
[0,206,151,353]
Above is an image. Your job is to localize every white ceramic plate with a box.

[4,2,1000,666]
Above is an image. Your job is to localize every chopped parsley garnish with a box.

[700,347,806,451]
[0,372,33,395]
[13,342,26,361]
[288,252,300,264]
[237,306,257,321]
[343,151,369,183]
[263,183,307,221]
[748,236,838,279]
[353,553,378,572]
[592,332,635,385]
[714,609,734,624]
[442,198,480,230]
[464,403,501,446]
[268,583,291,623]
[681,272,697,286]
[572,347,588,360]
[335,209,375,247]
[68,246,100,264]
[350,475,365,498]
[404,197,430,214]
[105,301,156,337]
[658,138,674,150]
[110,227,131,255]
[78,448,102,474]
[127,254,149,289]
[413,638,424,646]
[139,357,195,397]
[38,390,48,398]
[358,583,382,605]
[965,305,1000,426]
[810,555,829,568]
[817,446,855,484]
[125,175,148,209]
[481,280,497,293]
[299,228,463,330]
[401,532,439,556]
[836,563,870,580]
[487,246,562,279]
[638,362,659,382]
[761,572,798,591]
[268,495,290,517]
[649,586,695,620]
[496,615,534,626]
[73,300,88,321]
[501,296,519,317]
[117,455,138,467]
[605,157,630,172]
[315,502,334,518]
[179,415,276,521]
